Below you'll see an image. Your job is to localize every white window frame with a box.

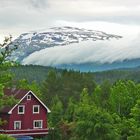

[33,120,43,129]
[14,121,21,130]
[18,105,25,114]
[27,95,31,100]
[33,105,40,114]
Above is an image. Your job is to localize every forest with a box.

[26,70,140,140]
[10,65,140,84]
[0,38,140,140]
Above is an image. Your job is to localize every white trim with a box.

[33,105,40,114]
[14,121,21,130]
[9,132,48,136]
[27,95,31,100]
[8,90,51,114]
[1,128,48,132]
[33,120,43,129]
[18,105,25,114]
[30,91,51,113]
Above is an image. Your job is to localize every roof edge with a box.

[8,90,51,114]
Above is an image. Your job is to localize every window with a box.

[27,95,31,100]
[33,120,43,129]
[18,105,25,114]
[14,121,21,130]
[33,105,40,114]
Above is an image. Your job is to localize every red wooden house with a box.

[0,88,51,137]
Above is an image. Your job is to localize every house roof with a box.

[4,88,29,99]
[0,88,51,114]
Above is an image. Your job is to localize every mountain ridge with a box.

[9,26,122,62]
[8,26,140,72]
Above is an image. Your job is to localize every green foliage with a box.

[41,70,62,105]
[45,79,140,140]
[41,69,96,106]
[131,99,140,126]
[71,89,119,140]
[92,80,111,109]
[65,97,76,122]
[0,36,18,87]
[16,79,42,98]
[10,65,140,85]
[0,36,18,125]
[0,36,18,67]
[11,65,55,84]
[46,95,64,140]
[0,134,15,140]
[49,95,64,127]
[109,80,140,117]
[128,135,140,140]
[0,36,12,64]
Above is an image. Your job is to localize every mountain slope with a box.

[9,26,140,72]
[11,65,140,84]
[10,26,122,62]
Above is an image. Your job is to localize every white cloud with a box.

[54,21,140,35]
[22,36,140,66]
[0,0,140,40]
[22,22,140,66]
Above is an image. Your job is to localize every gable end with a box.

[8,90,51,114]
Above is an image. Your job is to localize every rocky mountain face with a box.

[9,26,122,62]
[9,26,140,72]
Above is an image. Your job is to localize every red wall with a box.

[5,92,48,130]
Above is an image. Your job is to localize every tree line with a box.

[10,65,140,85]
[36,74,140,140]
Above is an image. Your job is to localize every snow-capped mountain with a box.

[9,26,140,72]
[10,26,122,62]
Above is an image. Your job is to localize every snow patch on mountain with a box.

[22,33,140,67]
[10,26,122,62]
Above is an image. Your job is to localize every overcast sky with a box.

[0,0,140,42]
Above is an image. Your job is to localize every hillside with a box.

[10,65,140,84]
[9,26,122,62]
[7,26,140,72]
